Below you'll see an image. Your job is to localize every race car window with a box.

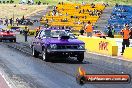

[39,30,51,38]
[45,30,51,37]
[51,30,65,38]
[39,30,45,38]
[50,30,76,39]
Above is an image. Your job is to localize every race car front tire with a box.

[32,46,39,58]
[42,48,49,61]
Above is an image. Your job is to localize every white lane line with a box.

[0,71,17,88]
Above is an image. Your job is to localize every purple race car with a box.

[31,28,85,62]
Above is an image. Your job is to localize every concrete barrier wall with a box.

[78,36,118,56]
[123,47,132,60]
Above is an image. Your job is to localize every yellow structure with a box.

[123,47,132,60]
[40,3,105,31]
[28,30,36,35]
[78,36,118,56]
[7,25,26,29]
[114,35,122,38]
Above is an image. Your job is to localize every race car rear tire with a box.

[77,53,84,62]
[32,46,39,58]
[0,39,2,42]
[42,48,49,61]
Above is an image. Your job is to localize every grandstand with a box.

[40,2,106,35]
[105,5,132,33]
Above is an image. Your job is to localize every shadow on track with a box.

[40,56,91,64]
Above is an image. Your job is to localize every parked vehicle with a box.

[0,29,16,42]
[31,28,85,62]
[21,19,33,25]
[18,19,33,25]
[93,30,107,38]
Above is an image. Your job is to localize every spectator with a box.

[84,16,87,19]
[45,23,49,28]
[5,18,8,26]
[106,2,109,6]
[120,24,131,55]
[77,20,81,24]
[115,3,119,7]
[75,6,79,9]
[38,1,41,5]
[63,18,68,22]
[130,27,132,39]
[66,13,68,16]
[3,1,5,4]
[82,21,85,24]
[82,9,85,13]
[7,1,9,3]
[10,0,14,4]
[79,10,81,13]
[82,2,85,5]
[93,9,97,15]
[80,29,85,35]
[9,18,13,26]
[91,3,95,8]
[20,15,25,24]
[62,2,63,5]
[22,15,25,20]
[16,18,19,26]
[35,2,38,4]
[20,28,23,34]
[24,26,29,42]
[46,19,48,23]
[36,26,41,35]
[107,26,115,38]
[27,0,31,4]
[85,21,93,37]
[0,18,3,25]
[52,7,57,16]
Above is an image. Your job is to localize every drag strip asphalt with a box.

[0,42,132,88]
